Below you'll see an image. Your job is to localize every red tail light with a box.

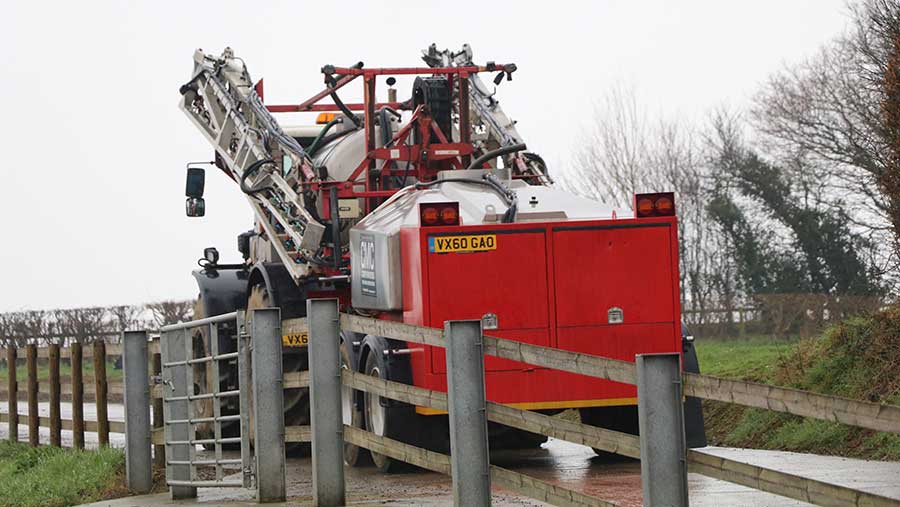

[634,192,676,218]
[420,202,460,227]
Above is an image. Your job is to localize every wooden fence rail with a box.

[0,339,160,449]
[296,315,900,435]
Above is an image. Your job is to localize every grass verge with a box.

[696,306,900,460]
[0,441,127,507]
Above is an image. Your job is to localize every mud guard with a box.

[193,266,250,356]
[682,330,708,448]
[192,266,250,316]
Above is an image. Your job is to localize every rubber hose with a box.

[467,143,528,170]
[306,117,343,156]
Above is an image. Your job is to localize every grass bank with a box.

[696,306,900,460]
[0,442,126,507]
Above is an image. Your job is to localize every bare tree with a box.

[109,304,144,332]
[147,300,194,327]
[54,307,109,344]
[752,0,900,266]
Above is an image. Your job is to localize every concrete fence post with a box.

[250,308,286,503]
[636,353,689,507]
[445,320,491,507]
[306,298,346,507]
[123,331,152,494]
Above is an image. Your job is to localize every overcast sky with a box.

[0,1,851,312]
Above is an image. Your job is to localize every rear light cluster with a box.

[420,202,460,227]
[634,192,676,218]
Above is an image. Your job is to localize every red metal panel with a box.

[403,217,683,410]
[552,222,676,327]
[424,229,549,330]
[423,229,551,372]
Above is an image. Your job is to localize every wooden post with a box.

[71,342,84,449]
[7,347,18,442]
[48,343,61,447]
[151,345,165,468]
[93,340,109,447]
[26,344,38,447]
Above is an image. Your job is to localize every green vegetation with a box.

[0,441,126,507]
[0,359,122,384]
[695,336,795,383]
[697,306,900,460]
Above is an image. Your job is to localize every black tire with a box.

[362,349,416,473]
[342,339,371,467]
[579,405,639,461]
[247,283,311,455]
[488,423,547,450]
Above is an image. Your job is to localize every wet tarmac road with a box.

[4,402,900,506]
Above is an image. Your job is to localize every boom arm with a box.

[179,48,325,281]
[422,44,552,186]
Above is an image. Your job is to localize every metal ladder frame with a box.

[159,311,253,496]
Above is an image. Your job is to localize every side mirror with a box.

[186,197,205,217]
[186,167,206,198]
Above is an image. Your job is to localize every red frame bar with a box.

[267,102,403,113]
[328,65,509,77]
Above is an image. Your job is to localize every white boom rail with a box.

[179,48,325,281]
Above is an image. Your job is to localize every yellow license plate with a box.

[282,333,309,347]
[428,234,497,254]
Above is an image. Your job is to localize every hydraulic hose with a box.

[240,159,275,195]
[324,67,363,128]
[415,173,519,223]
[329,88,361,128]
[467,143,528,170]
[306,116,343,156]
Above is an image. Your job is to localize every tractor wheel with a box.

[342,339,371,467]
[362,349,415,473]
[579,405,639,461]
[246,283,310,454]
[191,297,240,448]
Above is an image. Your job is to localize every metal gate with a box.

[159,311,251,495]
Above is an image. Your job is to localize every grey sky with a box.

[0,1,849,312]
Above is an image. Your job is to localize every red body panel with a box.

[400,217,682,412]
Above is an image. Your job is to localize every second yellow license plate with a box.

[282,333,309,347]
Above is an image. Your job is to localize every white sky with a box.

[0,0,850,312]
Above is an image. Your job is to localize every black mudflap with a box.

[682,339,708,448]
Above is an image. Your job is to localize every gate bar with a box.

[238,311,253,489]
[160,312,238,331]
[163,327,197,499]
